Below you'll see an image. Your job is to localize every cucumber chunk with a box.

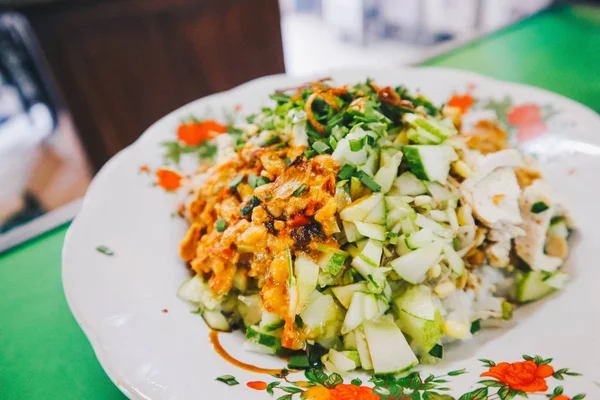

[363,317,418,374]
[374,148,403,193]
[340,193,384,222]
[403,145,458,183]
[354,221,387,241]
[332,282,369,309]
[517,270,569,303]
[390,172,427,196]
[390,240,445,284]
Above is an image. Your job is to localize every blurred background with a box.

[0,0,594,250]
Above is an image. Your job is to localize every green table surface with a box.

[1,5,598,399]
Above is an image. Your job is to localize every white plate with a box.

[63,68,600,400]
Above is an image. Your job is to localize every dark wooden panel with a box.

[15,0,285,169]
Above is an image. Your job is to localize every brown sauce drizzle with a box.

[209,330,285,375]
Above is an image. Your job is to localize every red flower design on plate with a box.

[507,104,548,141]
[481,360,554,392]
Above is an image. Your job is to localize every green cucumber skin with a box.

[403,146,429,181]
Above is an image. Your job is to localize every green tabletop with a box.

[1,5,598,399]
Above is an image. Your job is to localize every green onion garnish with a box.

[502,301,513,320]
[259,135,280,147]
[284,157,292,166]
[228,175,244,189]
[429,343,444,358]
[312,141,331,154]
[531,201,549,213]
[356,170,381,192]
[328,136,338,150]
[292,184,307,197]
[470,319,481,334]
[240,196,261,216]
[338,164,355,180]
[216,375,239,386]
[248,174,271,189]
[96,246,114,256]
[349,137,364,152]
[215,219,227,232]
[304,149,317,159]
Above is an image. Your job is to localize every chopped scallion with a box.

[304,149,317,159]
[312,141,331,154]
[349,137,364,152]
[356,170,381,192]
[338,164,355,180]
[259,135,280,147]
[215,219,227,232]
[287,354,310,369]
[228,175,244,189]
[531,201,549,213]
[292,184,307,197]
[284,157,292,166]
[96,246,114,256]
[240,196,261,216]
[216,375,239,386]
[470,319,481,334]
[428,343,444,358]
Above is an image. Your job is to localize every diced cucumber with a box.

[246,325,282,350]
[340,193,385,222]
[374,148,403,193]
[385,196,414,229]
[443,244,465,276]
[393,286,442,356]
[545,271,569,289]
[354,221,387,241]
[364,198,387,225]
[317,244,349,256]
[390,240,445,284]
[301,291,344,339]
[403,113,457,144]
[243,339,278,355]
[295,254,320,314]
[202,310,231,332]
[177,276,205,304]
[355,327,373,370]
[363,317,419,374]
[177,275,220,310]
[260,312,284,332]
[343,331,358,350]
[426,181,453,203]
[238,294,262,327]
[404,145,458,183]
[341,291,381,334]
[332,282,369,309]
[351,255,390,288]
[415,214,453,240]
[360,239,383,267]
[323,349,359,373]
[405,228,436,250]
[325,253,348,275]
[401,216,418,234]
[342,221,364,243]
[232,270,248,292]
[517,271,569,303]
[391,172,427,196]
[341,350,361,368]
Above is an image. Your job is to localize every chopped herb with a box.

[240,195,261,216]
[216,375,239,386]
[541,270,553,281]
[249,174,271,189]
[470,319,481,334]
[264,194,273,200]
[287,354,310,369]
[304,149,317,159]
[312,141,331,154]
[284,157,292,166]
[356,170,381,192]
[429,343,444,358]
[259,135,280,147]
[275,142,289,149]
[349,137,364,152]
[228,175,244,189]
[269,93,292,103]
[338,164,355,180]
[215,219,227,232]
[531,201,549,213]
[96,246,114,256]
[292,184,307,197]
[328,136,338,150]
